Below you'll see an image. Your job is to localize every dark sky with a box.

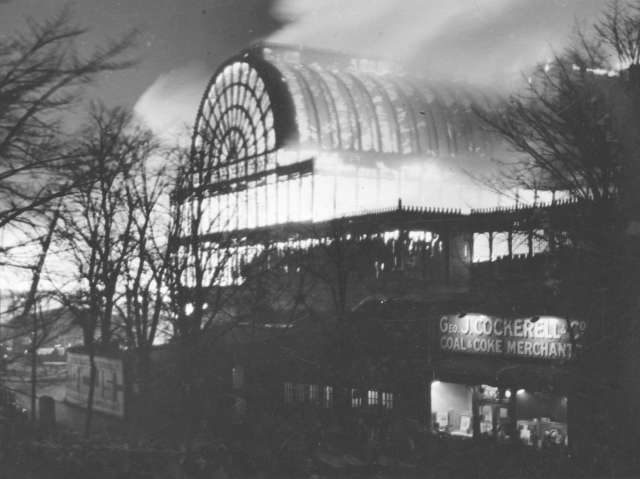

[0,0,604,141]
[0,0,282,108]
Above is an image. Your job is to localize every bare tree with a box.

[24,205,61,422]
[0,7,137,231]
[159,141,310,448]
[475,0,639,212]
[162,148,239,446]
[56,104,155,437]
[473,0,640,311]
[118,157,171,353]
[473,0,640,469]
[0,9,138,403]
[0,206,63,424]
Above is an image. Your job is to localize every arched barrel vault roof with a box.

[191,44,498,172]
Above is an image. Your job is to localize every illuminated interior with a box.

[431,381,473,438]
[472,229,549,263]
[180,45,566,285]
[185,45,513,239]
[430,381,568,446]
[516,390,568,448]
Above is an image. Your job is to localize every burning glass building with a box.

[175,44,591,452]
[187,43,505,229]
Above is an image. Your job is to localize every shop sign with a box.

[66,352,125,417]
[439,314,586,360]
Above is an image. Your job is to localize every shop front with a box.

[430,314,584,450]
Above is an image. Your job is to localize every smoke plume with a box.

[134,61,211,145]
[270,0,603,88]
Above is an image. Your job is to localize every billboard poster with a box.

[66,352,125,418]
[438,314,586,360]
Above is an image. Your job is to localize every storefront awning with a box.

[433,357,572,394]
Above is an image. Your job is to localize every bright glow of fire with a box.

[183,48,573,286]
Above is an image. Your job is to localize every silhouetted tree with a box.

[57,104,156,437]
[0,9,137,432]
[474,1,640,471]
[0,7,137,230]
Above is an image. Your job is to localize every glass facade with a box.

[185,48,510,243]
[430,381,568,448]
[472,230,550,263]
[431,381,474,438]
[515,389,568,448]
[182,46,564,287]
[264,51,494,157]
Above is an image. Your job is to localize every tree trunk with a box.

[24,205,61,424]
[30,316,38,424]
[179,334,200,453]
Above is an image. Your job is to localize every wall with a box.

[65,352,126,418]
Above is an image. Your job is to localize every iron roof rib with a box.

[326,70,363,151]
[305,66,344,150]
[345,71,383,152]
[367,74,403,154]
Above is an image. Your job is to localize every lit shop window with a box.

[430,381,473,438]
[308,384,320,404]
[283,382,333,407]
[323,386,333,408]
[381,392,394,409]
[232,366,244,390]
[476,385,514,443]
[430,381,566,445]
[365,389,394,409]
[516,390,568,449]
[284,382,294,404]
[351,389,363,408]
[463,241,471,260]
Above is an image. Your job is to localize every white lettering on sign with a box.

[439,314,585,360]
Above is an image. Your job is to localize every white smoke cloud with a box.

[271,0,603,87]
[134,61,212,146]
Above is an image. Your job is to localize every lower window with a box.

[430,381,473,437]
[515,390,568,448]
[430,380,568,448]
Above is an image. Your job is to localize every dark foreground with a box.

[0,434,635,479]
